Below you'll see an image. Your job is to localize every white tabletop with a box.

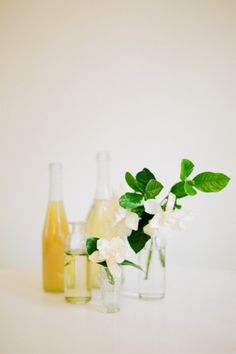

[0,267,235,354]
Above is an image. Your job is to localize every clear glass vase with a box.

[121,238,139,297]
[138,235,166,300]
[99,267,121,313]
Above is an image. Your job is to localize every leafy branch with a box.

[119,159,230,254]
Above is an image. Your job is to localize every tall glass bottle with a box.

[42,163,69,292]
[85,152,115,288]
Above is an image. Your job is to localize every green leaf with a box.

[119,259,143,272]
[128,230,150,253]
[119,192,143,209]
[170,181,187,198]
[180,159,195,181]
[86,237,99,255]
[138,211,153,228]
[184,181,197,196]
[175,203,182,209]
[144,179,163,200]
[193,172,230,192]
[131,205,145,216]
[98,261,107,267]
[136,168,156,192]
[125,172,141,192]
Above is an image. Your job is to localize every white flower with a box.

[113,208,140,237]
[109,185,140,238]
[143,193,191,236]
[89,237,128,278]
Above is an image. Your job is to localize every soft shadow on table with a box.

[0,269,61,306]
[0,269,110,312]
[0,269,96,310]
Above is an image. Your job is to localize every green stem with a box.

[161,193,177,211]
[104,267,115,285]
[160,196,168,206]
[144,238,153,280]
[159,248,166,268]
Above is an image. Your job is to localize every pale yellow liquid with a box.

[64,250,91,303]
[85,199,117,288]
[42,201,69,292]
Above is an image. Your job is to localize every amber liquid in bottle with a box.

[42,163,69,292]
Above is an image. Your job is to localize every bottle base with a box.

[43,287,64,293]
[100,306,120,314]
[138,292,165,300]
[65,296,91,304]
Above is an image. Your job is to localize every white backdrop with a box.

[0,0,235,270]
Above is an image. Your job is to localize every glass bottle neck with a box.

[95,152,111,200]
[49,163,63,201]
[67,222,86,251]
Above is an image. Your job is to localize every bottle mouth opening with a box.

[49,162,62,171]
[68,221,85,233]
[96,151,110,161]
[68,221,85,227]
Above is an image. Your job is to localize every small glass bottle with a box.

[100,267,121,313]
[85,152,116,288]
[64,222,91,304]
[42,163,69,292]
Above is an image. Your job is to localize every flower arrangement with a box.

[86,158,230,304]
